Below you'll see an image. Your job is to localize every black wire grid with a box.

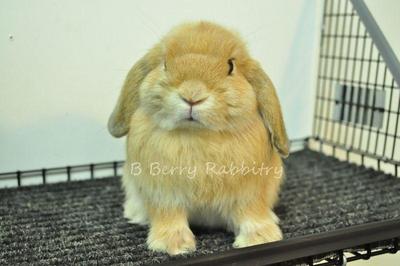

[311,0,400,176]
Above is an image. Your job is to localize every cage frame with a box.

[311,0,400,178]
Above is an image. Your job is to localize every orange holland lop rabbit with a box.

[108,21,289,255]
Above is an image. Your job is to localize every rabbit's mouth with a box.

[186,112,197,122]
[182,116,204,127]
[184,107,202,124]
[185,117,200,123]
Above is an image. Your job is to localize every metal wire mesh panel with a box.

[312,0,400,175]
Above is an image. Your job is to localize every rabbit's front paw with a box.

[147,226,196,255]
[233,220,282,248]
[123,199,148,225]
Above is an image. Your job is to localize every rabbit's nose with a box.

[180,96,208,106]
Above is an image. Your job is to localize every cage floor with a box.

[1,149,400,265]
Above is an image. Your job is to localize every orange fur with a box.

[108,21,289,254]
[146,206,196,255]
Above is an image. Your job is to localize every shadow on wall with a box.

[279,0,318,140]
[0,114,124,173]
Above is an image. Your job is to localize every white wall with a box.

[365,0,400,59]
[0,0,322,172]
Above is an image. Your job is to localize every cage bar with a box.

[311,0,400,177]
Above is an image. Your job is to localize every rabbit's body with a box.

[124,107,282,218]
[109,22,289,255]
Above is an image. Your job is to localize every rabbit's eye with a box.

[228,58,235,75]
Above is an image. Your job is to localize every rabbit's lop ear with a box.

[108,45,163,138]
[245,60,289,158]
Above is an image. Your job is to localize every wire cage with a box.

[1,0,400,265]
[310,0,400,177]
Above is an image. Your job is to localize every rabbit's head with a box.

[108,22,289,157]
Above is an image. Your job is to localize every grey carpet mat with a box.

[1,149,400,265]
